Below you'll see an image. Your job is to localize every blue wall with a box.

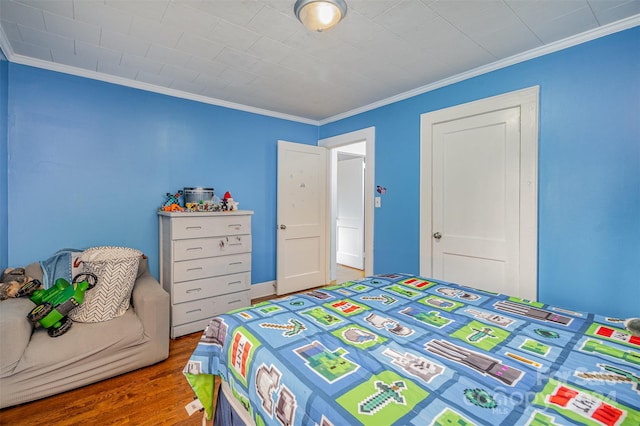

[320,27,640,318]
[5,65,317,283]
[3,27,638,318]
[0,48,8,270]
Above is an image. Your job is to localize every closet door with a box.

[420,87,538,300]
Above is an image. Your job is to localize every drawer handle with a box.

[227,281,242,286]
[186,226,202,230]
[228,224,242,229]
[228,242,242,246]
[186,288,202,293]
[187,247,203,251]
[186,308,202,314]
[228,299,242,304]
[187,267,203,272]
[229,262,243,266]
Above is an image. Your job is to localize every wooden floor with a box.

[0,331,210,426]
[335,263,365,283]
[0,269,365,425]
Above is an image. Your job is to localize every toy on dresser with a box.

[158,188,239,212]
[161,190,184,212]
[221,191,239,211]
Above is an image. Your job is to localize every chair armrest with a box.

[132,270,170,359]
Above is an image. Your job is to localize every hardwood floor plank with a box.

[336,264,365,283]
[0,332,209,425]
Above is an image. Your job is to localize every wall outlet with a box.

[375,197,381,208]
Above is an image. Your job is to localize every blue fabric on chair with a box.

[39,248,83,289]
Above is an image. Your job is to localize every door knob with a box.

[433,232,442,240]
[280,224,287,230]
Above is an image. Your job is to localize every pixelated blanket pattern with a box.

[184,273,640,425]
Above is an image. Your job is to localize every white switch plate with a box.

[375,197,381,208]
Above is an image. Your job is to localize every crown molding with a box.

[0,25,318,126]
[1,14,638,127]
[10,54,320,125]
[0,25,14,61]
[318,14,640,125]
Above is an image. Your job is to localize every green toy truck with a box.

[27,273,97,337]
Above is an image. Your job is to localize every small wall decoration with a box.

[376,185,387,194]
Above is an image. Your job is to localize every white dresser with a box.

[158,210,253,338]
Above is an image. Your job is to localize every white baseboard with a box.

[250,280,276,300]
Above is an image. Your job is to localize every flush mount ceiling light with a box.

[294,0,348,32]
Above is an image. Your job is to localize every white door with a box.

[420,87,538,300]
[433,107,520,294]
[336,156,364,269]
[277,141,328,295]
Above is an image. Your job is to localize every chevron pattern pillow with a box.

[69,246,142,323]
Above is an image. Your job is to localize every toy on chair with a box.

[0,267,42,300]
[27,273,98,337]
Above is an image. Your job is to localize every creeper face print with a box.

[301,307,344,327]
[294,341,359,383]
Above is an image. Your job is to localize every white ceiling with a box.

[0,1,638,123]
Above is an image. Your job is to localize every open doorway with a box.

[335,143,365,283]
[319,127,375,283]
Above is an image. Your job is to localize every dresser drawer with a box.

[173,235,251,261]
[172,318,213,339]
[173,272,251,303]
[173,253,251,282]
[172,290,251,325]
[171,215,251,240]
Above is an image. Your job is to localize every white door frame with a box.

[420,86,539,299]
[319,127,375,279]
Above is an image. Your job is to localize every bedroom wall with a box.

[4,27,638,319]
[4,64,318,283]
[320,27,640,318]
[0,48,8,270]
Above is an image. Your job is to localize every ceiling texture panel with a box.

[0,0,638,123]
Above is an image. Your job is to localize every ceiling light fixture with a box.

[294,0,347,32]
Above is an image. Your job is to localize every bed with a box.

[183,273,640,425]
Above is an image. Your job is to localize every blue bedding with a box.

[184,273,640,425]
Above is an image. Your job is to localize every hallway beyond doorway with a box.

[334,263,365,284]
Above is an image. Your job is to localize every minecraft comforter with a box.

[184,273,640,425]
